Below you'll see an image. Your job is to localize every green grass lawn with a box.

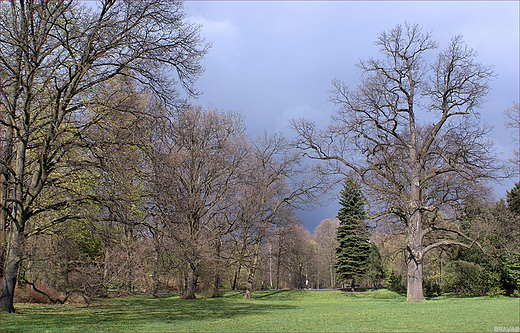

[1,289,518,332]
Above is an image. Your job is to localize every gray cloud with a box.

[184,1,519,231]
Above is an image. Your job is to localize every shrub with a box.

[423,280,442,297]
[441,260,496,296]
[384,269,406,294]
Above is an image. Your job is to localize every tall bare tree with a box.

[503,101,519,176]
[291,23,501,301]
[241,133,328,299]
[152,106,247,299]
[0,0,208,312]
[312,218,339,288]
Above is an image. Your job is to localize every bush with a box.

[485,286,505,297]
[441,260,497,296]
[423,280,442,297]
[500,254,519,296]
[384,269,406,294]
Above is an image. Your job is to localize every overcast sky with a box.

[180,1,519,232]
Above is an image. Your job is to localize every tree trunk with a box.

[152,267,160,298]
[407,213,425,301]
[406,167,425,302]
[244,266,255,299]
[152,227,160,298]
[152,254,160,298]
[275,234,283,289]
[268,245,272,289]
[406,245,424,302]
[211,238,222,297]
[244,236,262,299]
[232,263,241,291]
[1,229,24,313]
[275,255,281,290]
[1,131,28,313]
[330,261,335,288]
[182,272,187,296]
[184,263,197,299]
[0,127,13,279]
[211,274,221,298]
[103,248,109,288]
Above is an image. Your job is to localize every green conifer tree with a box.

[334,176,371,290]
[506,182,519,215]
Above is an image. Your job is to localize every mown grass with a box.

[1,289,518,332]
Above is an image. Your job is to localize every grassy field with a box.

[1,289,518,332]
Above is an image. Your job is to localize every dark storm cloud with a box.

[183,1,519,231]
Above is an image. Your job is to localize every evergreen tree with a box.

[506,182,519,215]
[334,176,371,290]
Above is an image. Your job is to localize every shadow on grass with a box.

[339,288,407,301]
[5,294,297,332]
[425,293,501,301]
[251,290,292,299]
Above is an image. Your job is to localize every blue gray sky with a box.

[182,1,519,232]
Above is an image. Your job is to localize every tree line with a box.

[1,1,518,313]
[0,0,332,312]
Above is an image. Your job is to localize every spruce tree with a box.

[334,176,371,291]
[506,182,519,215]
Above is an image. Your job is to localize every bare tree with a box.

[258,207,298,290]
[291,23,501,301]
[503,101,519,176]
[0,0,208,312]
[312,218,340,288]
[152,106,247,299]
[241,133,328,299]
